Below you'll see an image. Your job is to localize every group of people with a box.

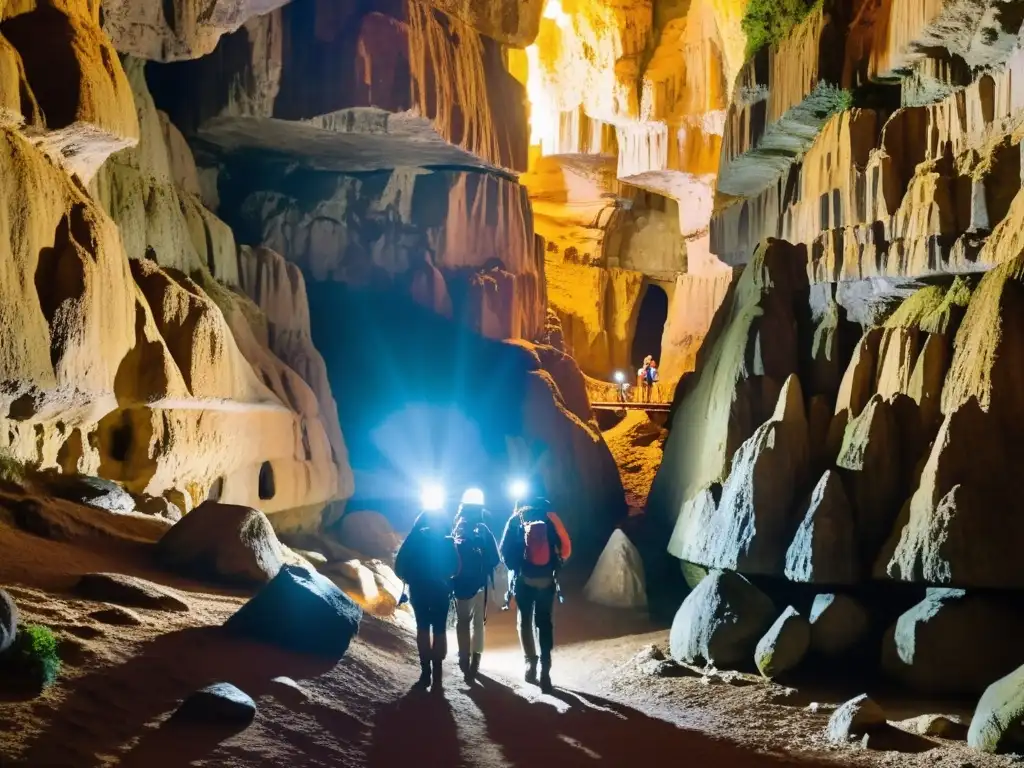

[637,356,659,403]
[393,486,572,695]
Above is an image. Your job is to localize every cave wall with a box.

[650,0,1024,603]
[0,1,352,531]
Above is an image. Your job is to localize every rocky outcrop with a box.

[584,529,647,609]
[0,589,16,654]
[784,471,859,584]
[651,240,809,540]
[1,0,138,180]
[808,593,870,658]
[231,165,545,343]
[148,1,528,173]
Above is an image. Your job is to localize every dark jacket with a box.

[499,506,572,580]
[395,512,459,603]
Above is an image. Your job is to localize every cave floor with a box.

[0,521,1015,768]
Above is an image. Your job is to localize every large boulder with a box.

[669,570,775,668]
[783,471,859,584]
[336,511,401,560]
[73,573,189,612]
[882,588,1024,697]
[968,664,1024,753]
[808,593,869,658]
[671,375,810,576]
[0,589,17,654]
[754,606,810,679]
[157,501,286,586]
[225,565,362,659]
[583,529,647,609]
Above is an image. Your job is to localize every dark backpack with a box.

[452,527,490,600]
[396,528,457,587]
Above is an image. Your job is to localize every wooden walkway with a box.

[591,401,671,412]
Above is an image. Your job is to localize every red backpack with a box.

[524,520,551,567]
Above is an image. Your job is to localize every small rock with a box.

[88,605,143,626]
[175,683,256,727]
[808,593,869,658]
[631,644,666,666]
[0,588,18,654]
[157,501,286,585]
[134,494,183,522]
[74,573,189,612]
[826,694,887,744]
[669,570,775,668]
[42,472,135,513]
[968,663,1024,753]
[755,606,810,679]
[806,701,839,715]
[268,676,310,707]
[225,565,362,659]
[295,550,328,567]
[898,714,967,740]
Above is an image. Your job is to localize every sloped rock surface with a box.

[157,501,286,585]
[336,511,401,561]
[74,573,189,612]
[968,664,1024,753]
[672,374,809,576]
[225,565,362,659]
[584,529,647,610]
[669,569,775,668]
[784,471,859,584]
[882,588,1024,697]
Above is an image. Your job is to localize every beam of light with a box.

[420,482,446,511]
[461,487,485,505]
[614,370,625,383]
[508,478,528,501]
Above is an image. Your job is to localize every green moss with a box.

[0,451,24,486]
[8,624,61,687]
[742,0,820,59]
[885,278,974,335]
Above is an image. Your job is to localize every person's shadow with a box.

[366,687,462,767]
[466,677,844,767]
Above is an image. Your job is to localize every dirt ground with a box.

[0,516,1018,768]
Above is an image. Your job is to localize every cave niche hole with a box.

[258,461,276,500]
[631,283,669,371]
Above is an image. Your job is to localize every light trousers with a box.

[455,590,487,655]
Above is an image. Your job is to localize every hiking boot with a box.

[540,657,553,693]
[467,653,481,683]
[431,660,444,693]
[524,656,539,685]
[459,654,470,677]
[416,663,431,689]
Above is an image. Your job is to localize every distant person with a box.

[646,359,660,401]
[451,499,501,684]
[395,508,460,692]
[499,494,572,693]
[638,355,653,403]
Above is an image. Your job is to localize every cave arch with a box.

[631,282,669,371]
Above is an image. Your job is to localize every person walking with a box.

[395,507,460,692]
[646,358,660,401]
[499,494,572,693]
[637,355,653,403]
[451,495,500,683]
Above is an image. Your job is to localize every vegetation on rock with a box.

[742,0,820,59]
[3,624,61,688]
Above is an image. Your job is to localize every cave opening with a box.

[631,283,668,371]
[258,461,276,500]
